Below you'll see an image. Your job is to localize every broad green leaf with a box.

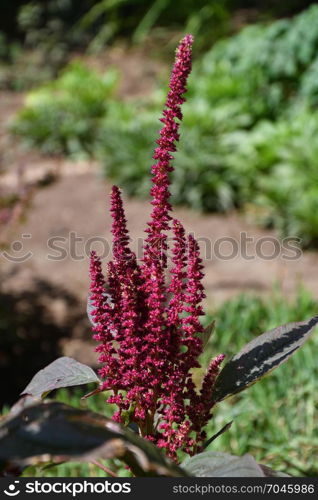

[212,315,318,402]
[0,401,186,477]
[21,357,100,399]
[182,451,265,477]
[200,320,216,348]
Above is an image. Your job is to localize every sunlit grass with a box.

[202,287,318,477]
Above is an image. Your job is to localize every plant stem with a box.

[91,460,117,477]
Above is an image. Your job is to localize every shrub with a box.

[2,0,93,89]
[12,61,118,156]
[228,109,318,246]
[97,5,318,245]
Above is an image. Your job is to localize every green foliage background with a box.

[12,5,318,246]
[13,61,118,155]
[97,5,318,246]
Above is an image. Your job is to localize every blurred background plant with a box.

[0,0,312,90]
[11,4,318,246]
[96,5,318,246]
[12,62,118,156]
[0,0,94,90]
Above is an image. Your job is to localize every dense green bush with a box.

[12,61,118,156]
[98,101,252,211]
[230,110,318,246]
[98,5,318,245]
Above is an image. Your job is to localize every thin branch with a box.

[91,460,118,477]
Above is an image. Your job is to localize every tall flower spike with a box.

[189,354,226,436]
[110,185,136,271]
[167,219,188,329]
[142,259,171,378]
[109,185,141,349]
[89,251,118,385]
[89,251,106,325]
[89,35,226,461]
[108,187,145,412]
[182,234,206,367]
[137,36,194,421]
[181,234,206,434]
[143,34,193,271]
[201,354,226,404]
[159,230,205,460]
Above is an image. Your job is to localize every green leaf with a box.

[212,315,318,402]
[182,451,265,477]
[0,401,187,477]
[21,357,100,399]
[182,451,291,477]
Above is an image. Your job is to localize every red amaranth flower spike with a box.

[143,34,193,271]
[201,354,226,404]
[167,219,188,329]
[110,185,137,271]
[188,354,226,444]
[108,184,141,344]
[88,34,225,462]
[182,234,206,368]
[89,251,118,385]
[159,232,207,458]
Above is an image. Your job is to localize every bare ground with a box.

[3,167,318,307]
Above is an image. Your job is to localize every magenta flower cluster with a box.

[89,35,224,461]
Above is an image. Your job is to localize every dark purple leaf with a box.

[0,401,187,477]
[21,357,100,398]
[212,316,318,402]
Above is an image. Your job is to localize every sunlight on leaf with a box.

[21,357,100,399]
[212,316,318,402]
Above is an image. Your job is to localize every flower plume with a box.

[89,35,224,461]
